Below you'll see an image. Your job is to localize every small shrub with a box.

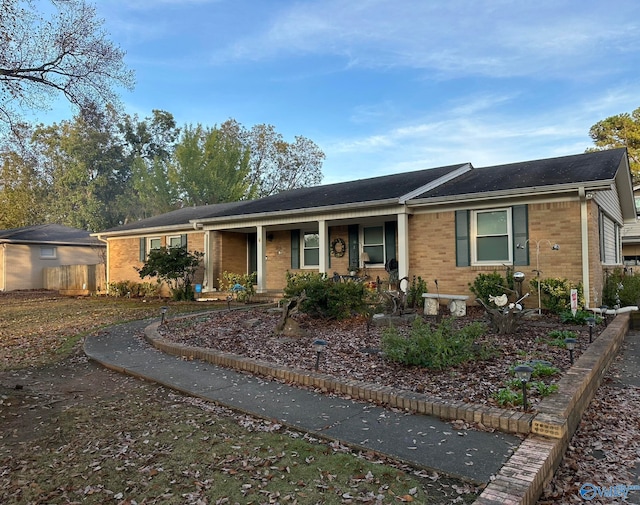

[283,271,369,320]
[530,277,584,314]
[559,310,594,325]
[469,271,508,306]
[406,276,428,309]
[509,361,560,378]
[381,317,487,369]
[218,271,257,303]
[602,268,640,307]
[493,388,522,407]
[545,330,577,348]
[532,381,559,397]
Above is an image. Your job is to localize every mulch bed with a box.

[158,306,597,410]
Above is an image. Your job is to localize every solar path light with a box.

[514,364,533,411]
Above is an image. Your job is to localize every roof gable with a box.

[413,149,628,200]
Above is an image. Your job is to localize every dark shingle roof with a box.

[102,164,466,232]
[208,164,467,218]
[414,148,627,199]
[103,201,248,232]
[0,224,104,246]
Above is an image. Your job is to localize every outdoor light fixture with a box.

[565,338,577,365]
[160,306,168,325]
[514,364,533,411]
[513,271,525,298]
[600,305,609,326]
[586,317,596,343]
[313,339,327,371]
[516,239,560,315]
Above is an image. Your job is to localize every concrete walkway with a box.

[84,318,522,484]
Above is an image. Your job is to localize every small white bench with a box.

[422,293,469,316]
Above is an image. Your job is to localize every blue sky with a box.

[42,0,640,184]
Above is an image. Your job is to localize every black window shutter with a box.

[291,229,300,269]
[455,210,470,267]
[348,225,359,270]
[139,237,146,262]
[512,205,529,266]
[181,234,187,248]
[385,221,397,264]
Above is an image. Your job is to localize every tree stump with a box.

[276,291,307,337]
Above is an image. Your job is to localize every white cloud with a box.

[211,0,640,80]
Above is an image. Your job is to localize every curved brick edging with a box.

[474,312,631,505]
[144,320,534,435]
[144,312,630,505]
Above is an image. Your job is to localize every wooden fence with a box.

[43,263,106,295]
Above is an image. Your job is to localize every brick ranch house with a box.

[94,148,635,310]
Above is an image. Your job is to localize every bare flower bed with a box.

[158,306,596,410]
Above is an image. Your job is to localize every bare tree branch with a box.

[0,0,134,128]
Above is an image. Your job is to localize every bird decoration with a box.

[489,293,509,307]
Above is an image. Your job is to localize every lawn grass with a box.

[0,291,478,504]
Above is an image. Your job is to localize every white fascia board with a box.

[398,164,472,204]
[93,224,195,239]
[192,198,402,228]
[407,180,616,207]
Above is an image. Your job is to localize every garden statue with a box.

[477,292,533,334]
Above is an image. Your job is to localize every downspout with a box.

[579,187,591,308]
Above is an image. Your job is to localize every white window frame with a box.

[168,235,183,249]
[471,208,513,265]
[40,246,57,259]
[360,225,386,266]
[301,231,319,268]
[148,237,162,251]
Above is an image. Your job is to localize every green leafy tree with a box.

[0,122,46,227]
[0,0,134,130]
[173,121,254,206]
[33,104,129,230]
[119,110,181,221]
[588,106,640,179]
[136,246,204,301]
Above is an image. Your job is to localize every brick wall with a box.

[108,232,205,294]
[409,201,588,309]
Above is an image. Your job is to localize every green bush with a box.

[381,317,487,369]
[559,309,595,325]
[530,277,584,314]
[218,271,257,303]
[283,271,370,320]
[602,268,640,307]
[469,271,508,306]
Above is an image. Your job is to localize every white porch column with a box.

[256,225,267,293]
[318,219,329,274]
[397,212,409,280]
[202,230,214,292]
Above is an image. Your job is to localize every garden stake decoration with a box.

[514,364,533,411]
[516,239,560,315]
[565,337,577,364]
[313,339,327,371]
[160,306,168,325]
[586,316,596,343]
